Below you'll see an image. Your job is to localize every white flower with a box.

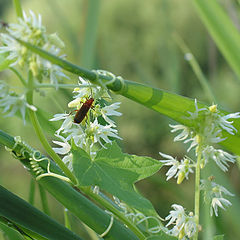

[0,10,66,85]
[87,119,122,148]
[49,113,74,135]
[202,146,235,172]
[169,124,190,141]
[217,112,240,135]
[165,204,196,239]
[160,153,194,183]
[62,153,73,171]
[100,102,122,126]
[52,135,71,155]
[159,152,179,180]
[211,197,232,217]
[201,180,234,216]
[0,94,36,124]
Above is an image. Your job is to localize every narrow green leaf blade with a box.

[146,232,177,239]
[214,235,224,240]
[72,142,162,216]
[0,185,83,240]
[193,0,240,79]
[0,222,24,240]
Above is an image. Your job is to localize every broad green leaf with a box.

[193,0,240,80]
[146,232,177,240]
[0,53,14,71]
[214,235,224,240]
[0,185,83,240]
[16,39,240,155]
[72,141,162,216]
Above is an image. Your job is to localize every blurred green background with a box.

[0,0,240,239]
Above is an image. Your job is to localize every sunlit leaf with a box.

[72,141,162,216]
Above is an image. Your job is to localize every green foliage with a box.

[0,221,24,240]
[193,0,240,80]
[0,185,83,240]
[0,53,14,71]
[214,235,224,240]
[72,141,162,216]
[146,232,177,240]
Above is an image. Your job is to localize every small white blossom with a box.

[52,135,71,155]
[159,152,179,180]
[217,112,240,135]
[160,153,194,183]
[0,93,36,124]
[169,124,190,142]
[201,180,234,216]
[165,204,196,239]
[87,118,122,148]
[211,197,232,217]
[100,102,122,126]
[0,10,67,85]
[202,146,236,172]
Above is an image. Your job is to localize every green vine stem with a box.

[38,184,50,216]
[26,71,78,185]
[13,0,23,18]
[194,137,202,240]
[80,186,146,240]
[28,178,35,205]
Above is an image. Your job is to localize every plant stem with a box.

[35,83,95,89]
[80,186,146,240]
[12,0,23,18]
[194,141,202,240]
[28,178,35,205]
[39,184,50,216]
[26,72,78,185]
[64,208,71,230]
[9,67,27,86]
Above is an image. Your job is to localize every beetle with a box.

[73,97,94,124]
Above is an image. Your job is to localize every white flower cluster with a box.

[0,10,67,85]
[50,77,122,170]
[0,81,36,124]
[160,99,239,217]
[165,204,196,239]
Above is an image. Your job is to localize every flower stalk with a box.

[194,137,202,240]
[26,71,77,185]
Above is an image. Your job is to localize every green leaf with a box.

[0,222,24,240]
[0,185,83,240]
[214,235,224,240]
[0,53,14,71]
[193,0,240,80]
[146,232,177,240]
[72,141,162,216]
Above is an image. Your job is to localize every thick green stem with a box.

[10,67,27,86]
[64,208,71,230]
[26,72,77,185]
[12,0,23,18]
[81,187,146,240]
[39,184,50,216]
[28,178,35,205]
[194,141,202,240]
